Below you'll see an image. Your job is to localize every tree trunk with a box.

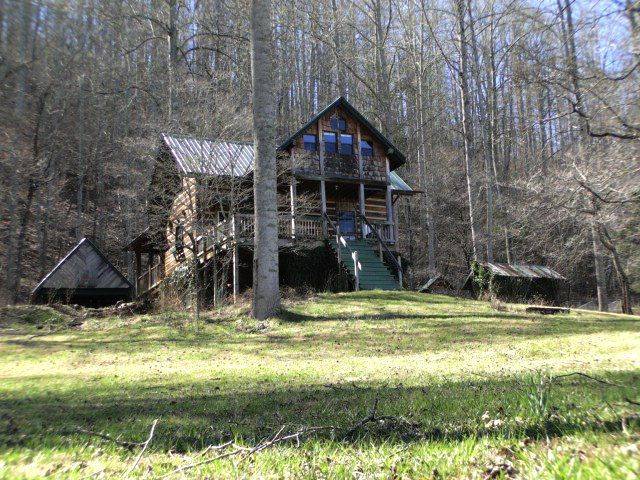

[590,221,608,311]
[455,0,482,262]
[251,0,280,319]
[597,224,633,315]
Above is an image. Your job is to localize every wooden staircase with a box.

[328,238,401,291]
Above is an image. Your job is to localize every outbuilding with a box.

[462,262,565,303]
[32,238,133,307]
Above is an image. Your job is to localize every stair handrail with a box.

[322,212,361,290]
[358,212,403,288]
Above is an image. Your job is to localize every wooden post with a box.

[319,116,328,237]
[290,180,296,239]
[212,246,218,306]
[337,224,341,263]
[232,244,239,303]
[321,180,327,237]
[385,159,393,241]
[352,250,359,291]
[393,197,400,245]
[396,253,403,288]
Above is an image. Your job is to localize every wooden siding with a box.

[164,177,199,277]
[364,191,388,222]
[290,104,388,182]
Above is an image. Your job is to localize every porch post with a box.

[290,179,296,239]
[357,124,366,237]
[385,159,393,241]
[319,116,327,236]
[232,243,239,303]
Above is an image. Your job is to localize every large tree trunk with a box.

[251,0,280,319]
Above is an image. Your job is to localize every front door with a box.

[338,211,356,239]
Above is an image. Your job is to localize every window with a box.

[340,134,353,155]
[324,131,337,153]
[361,140,373,157]
[330,116,347,131]
[303,134,317,152]
[174,224,184,249]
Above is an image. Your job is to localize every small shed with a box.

[32,238,133,307]
[462,262,565,302]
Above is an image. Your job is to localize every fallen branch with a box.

[344,397,379,439]
[123,418,158,477]
[625,397,640,406]
[156,425,334,479]
[552,372,624,388]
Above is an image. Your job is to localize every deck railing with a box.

[199,213,391,247]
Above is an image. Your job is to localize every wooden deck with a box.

[136,213,395,296]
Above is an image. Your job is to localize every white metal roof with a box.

[162,134,254,177]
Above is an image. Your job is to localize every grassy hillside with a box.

[1,292,639,479]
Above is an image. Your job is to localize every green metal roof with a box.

[389,171,415,193]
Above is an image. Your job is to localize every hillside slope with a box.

[1,292,639,479]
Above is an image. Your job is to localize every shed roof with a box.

[33,238,133,294]
[161,134,254,177]
[478,262,565,280]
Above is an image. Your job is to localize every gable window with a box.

[330,116,347,131]
[361,140,373,157]
[324,132,337,154]
[340,134,353,155]
[303,134,317,152]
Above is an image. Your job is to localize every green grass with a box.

[1,292,639,479]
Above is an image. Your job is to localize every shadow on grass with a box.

[1,371,638,453]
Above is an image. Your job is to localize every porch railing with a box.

[204,213,325,243]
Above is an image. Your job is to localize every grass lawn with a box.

[1,291,639,479]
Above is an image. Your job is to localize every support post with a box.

[212,247,218,306]
[352,250,359,291]
[232,244,239,304]
[319,116,327,237]
[321,180,327,237]
[385,159,394,242]
[290,180,296,239]
[397,253,403,288]
[336,224,341,263]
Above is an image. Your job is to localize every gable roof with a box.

[277,96,406,170]
[161,133,254,177]
[33,238,133,294]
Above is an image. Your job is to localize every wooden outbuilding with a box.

[32,238,133,306]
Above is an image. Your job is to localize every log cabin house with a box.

[125,97,417,301]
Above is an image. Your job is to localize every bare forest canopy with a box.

[0,0,638,305]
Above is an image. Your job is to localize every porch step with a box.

[328,239,401,291]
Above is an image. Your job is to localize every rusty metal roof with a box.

[479,262,565,280]
[161,134,254,177]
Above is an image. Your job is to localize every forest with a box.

[1,0,638,309]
